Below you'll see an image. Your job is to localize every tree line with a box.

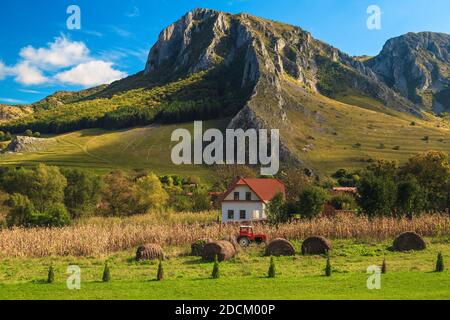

[0,165,212,228]
[268,151,450,224]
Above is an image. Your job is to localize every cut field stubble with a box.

[0,213,449,258]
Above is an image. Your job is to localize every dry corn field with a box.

[0,212,449,258]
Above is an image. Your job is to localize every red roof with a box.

[332,187,358,194]
[222,178,285,203]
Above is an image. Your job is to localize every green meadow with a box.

[0,239,448,300]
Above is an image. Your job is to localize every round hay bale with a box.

[221,235,238,250]
[393,232,426,252]
[191,239,212,256]
[265,238,295,256]
[202,240,236,262]
[301,236,332,255]
[136,244,165,261]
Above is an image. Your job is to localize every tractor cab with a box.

[239,226,254,237]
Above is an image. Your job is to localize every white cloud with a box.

[1,36,127,87]
[0,61,6,80]
[55,60,127,86]
[108,26,133,38]
[19,89,42,94]
[0,97,29,104]
[13,62,48,85]
[19,36,90,69]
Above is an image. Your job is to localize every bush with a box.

[1,164,67,213]
[168,193,193,212]
[211,255,220,279]
[134,172,169,212]
[62,169,102,219]
[6,193,36,227]
[37,203,71,227]
[102,262,111,282]
[298,187,329,219]
[33,132,41,138]
[24,129,33,137]
[436,253,445,273]
[100,171,138,216]
[47,265,55,284]
[358,173,397,217]
[157,260,164,281]
[396,177,426,219]
[329,193,357,210]
[267,193,289,225]
[268,257,276,278]
[325,257,332,277]
[192,187,212,212]
[6,194,70,228]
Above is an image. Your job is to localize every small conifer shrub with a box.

[436,253,445,273]
[47,265,55,284]
[157,260,164,281]
[212,255,220,279]
[325,257,332,277]
[381,259,387,274]
[102,262,111,282]
[268,256,276,278]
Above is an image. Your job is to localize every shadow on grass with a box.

[183,259,210,265]
[31,279,50,284]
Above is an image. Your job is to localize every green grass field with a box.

[0,120,229,181]
[0,239,448,300]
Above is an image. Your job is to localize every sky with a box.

[0,0,449,105]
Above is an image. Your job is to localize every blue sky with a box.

[1,0,449,105]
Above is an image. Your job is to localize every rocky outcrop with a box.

[7,136,55,153]
[0,105,33,123]
[365,32,450,113]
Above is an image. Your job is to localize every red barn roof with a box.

[222,178,285,203]
[331,187,358,194]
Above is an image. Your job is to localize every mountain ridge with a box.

[365,31,450,113]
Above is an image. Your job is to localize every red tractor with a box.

[237,226,267,247]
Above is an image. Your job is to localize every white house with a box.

[221,177,285,223]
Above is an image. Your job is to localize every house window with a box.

[240,210,246,220]
[227,210,234,220]
[234,192,240,200]
[246,192,252,201]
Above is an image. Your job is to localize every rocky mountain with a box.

[1,9,449,175]
[365,32,450,113]
[142,8,418,116]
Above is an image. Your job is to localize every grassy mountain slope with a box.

[278,79,450,174]
[0,120,229,180]
[1,106,448,176]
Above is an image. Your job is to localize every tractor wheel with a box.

[238,237,251,247]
